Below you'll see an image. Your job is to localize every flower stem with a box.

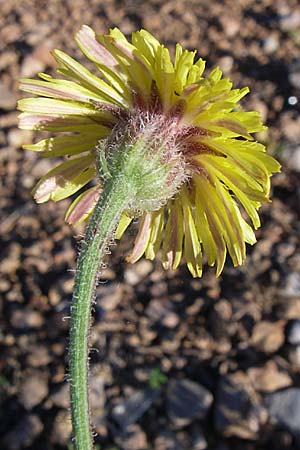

[69,177,130,450]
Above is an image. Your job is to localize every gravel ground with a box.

[1,1,300,449]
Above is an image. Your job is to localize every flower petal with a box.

[194,185,218,267]
[162,198,184,270]
[145,208,164,260]
[18,97,102,117]
[198,154,266,228]
[126,212,152,263]
[154,45,175,110]
[115,211,133,239]
[53,49,127,107]
[19,76,109,103]
[18,112,110,133]
[32,154,95,203]
[75,25,131,101]
[186,57,206,84]
[76,25,119,69]
[194,175,227,275]
[65,186,101,225]
[23,134,99,157]
[174,44,197,95]
[181,189,202,277]
[132,30,160,66]
[201,138,281,189]
[99,29,153,97]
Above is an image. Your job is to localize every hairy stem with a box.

[69,178,130,450]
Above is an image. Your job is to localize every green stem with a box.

[69,177,130,450]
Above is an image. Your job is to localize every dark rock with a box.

[214,374,266,439]
[211,444,230,450]
[166,379,213,427]
[265,388,300,435]
[1,414,43,450]
[111,388,159,430]
[191,425,208,450]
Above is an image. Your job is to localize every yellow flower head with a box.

[18,26,280,277]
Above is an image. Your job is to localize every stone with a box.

[281,113,300,144]
[220,16,240,37]
[50,410,72,446]
[289,70,300,90]
[20,54,45,78]
[251,321,285,353]
[0,242,21,274]
[263,35,279,54]
[7,129,33,149]
[10,309,44,330]
[124,259,153,284]
[285,319,300,345]
[218,56,233,73]
[285,345,300,368]
[1,414,43,450]
[247,360,292,393]
[145,298,179,328]
[26,23,53,45]
[97,282,123,311]
[0,51,18,70]
[282,272,300,297]
[280,145,300,173]
[90,369,106,418]
[265,388,300,435]
[111,388,159,430]
[154,431,181,450]
[19,373,48,410]
[0,82,16,110]
[166,379,213,427]
[249,98,268,123]
[51,383,70,409]
[277,297,300,319]
[191,426,208,450]
[26,345,52,367]
[280,10,300,31]
[214,373,266,439]
[114,424,148,450]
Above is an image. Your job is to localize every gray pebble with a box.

[265,388,300,435]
